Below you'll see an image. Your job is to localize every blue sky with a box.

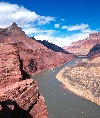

[0,0,100,47]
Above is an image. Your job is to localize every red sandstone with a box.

[0,43,48,118]
[0,22,75,76]
[64,33,100,56]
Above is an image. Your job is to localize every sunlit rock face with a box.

[0,23,75,117]
[0,22,75,76]
[0,43,22,88]
[0,43,48,118]
[64,33,100,56]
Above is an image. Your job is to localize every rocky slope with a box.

[0,43,48,118]
[34,39,69,54]
[0,22,75,76]
[56,61,100,105]
[56,44,100,105]
[64,33,100,56]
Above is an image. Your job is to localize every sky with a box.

[0,0,100,47]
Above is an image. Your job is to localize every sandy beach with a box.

[56,64,100,105]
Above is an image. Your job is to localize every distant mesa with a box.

[64,32,100,56]
[56,38,100,105]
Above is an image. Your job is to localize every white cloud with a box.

[54,24,60,28]
[61,19,65,21]
[37,16,55,25]
[68,24,89,31]
[34,33,83,47]
[0,2,99,48]
[24,27,56,35]
[23,28,40,34]
[62,25,68,29]
[34,29,98,47]
[0,2,55,28]
[62,23,89,31]
[81,29,97,33]
[34,34,77,47]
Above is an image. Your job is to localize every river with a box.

[32,57,100,118]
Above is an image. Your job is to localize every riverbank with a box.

[32,57,76,76]
[56,62,100,105]
[32,57,100,118]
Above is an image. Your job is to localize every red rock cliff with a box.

[0,43,48,118]
[64,32,100,56]
[0,22,75,76]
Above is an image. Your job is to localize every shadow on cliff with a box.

[31,37,69,54]
[88,44,100,55]
[0,100,32,118]
[20,59,31,80]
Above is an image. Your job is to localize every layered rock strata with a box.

[0,43,22,88]
[64,32,100,56]
[0,43,48,118]
[0,22,75,76]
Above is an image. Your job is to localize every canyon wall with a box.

[0,22,75,76]
[0,43,48,118]
[64,33,100,56]
[57,43,100,105]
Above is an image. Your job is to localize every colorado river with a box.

[32,57,100,118]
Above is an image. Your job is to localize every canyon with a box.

[0,22,75,76]
[56,37,100,105]
[0,22,100,118]
[64,32,100,56]
[0,43,48,118]
[0,23,75,118]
